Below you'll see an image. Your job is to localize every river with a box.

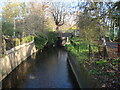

[2,47,79,88]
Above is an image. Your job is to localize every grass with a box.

[66,39,89,63]
[66,36,119,88]
[96,60,108,64]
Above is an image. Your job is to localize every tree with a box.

[2,0,22,23]
[77,2,100,41]
[2,21,14,36]
[113,1,120,40]
[2,0,24,37]
[49,2,67,31]
[15,2,49,35]
[77,2,113,57]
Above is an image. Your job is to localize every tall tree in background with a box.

[77,2,115,40]
[113,1,120,39]
[77,2,113,56]
[16,2,50,35]
[50,2,67,31]
[2,0,22,23]
[77,2,100,41]
[2,0,23,36]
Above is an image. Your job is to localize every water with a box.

[2,47,79,88]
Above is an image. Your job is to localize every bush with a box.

[26,35,34,43]
[13,38,20,46]
[21,35,34,44]
[30,35,34,41]
[34,33,48,50]
[66,36,89,62]
[46,31,58,46]
[34,31,58,50]
[2,36,6,52]
[21,37,27,44]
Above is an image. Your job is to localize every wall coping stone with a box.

[4,41,34,55]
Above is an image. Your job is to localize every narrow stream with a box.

[2,47,79,88]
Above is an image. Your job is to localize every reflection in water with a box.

[2,47,79,88]
[31,53,37,60]
[2,60,31,88]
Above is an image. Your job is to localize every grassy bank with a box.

[66,36,119,88]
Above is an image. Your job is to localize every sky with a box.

[0,0,119,3]
[0,0,119,16]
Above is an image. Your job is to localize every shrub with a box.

[34,33,48,50]
[21,37,27,44]
[26,36,31,43]
[5,37,14,50]
[13,38,20,46]
[34,31,58,49]
[46,31,58,46]
[21,35,34,44]
[3,36,6,52]
[30,35,34,41]
[66,37,89,62]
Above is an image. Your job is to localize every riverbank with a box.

[0,41,37,82]
[66,37,119,88]
[67,53,95,88]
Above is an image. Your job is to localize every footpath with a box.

[106,41,119,59]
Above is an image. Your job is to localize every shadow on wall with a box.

[2,50,37,88]
[2,59,30,88]
[1,42,37,82]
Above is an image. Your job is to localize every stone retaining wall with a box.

[68,53,94,89]
[0,41,37,82]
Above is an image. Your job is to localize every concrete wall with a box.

[0,41,37,82]
[68,53,95,89]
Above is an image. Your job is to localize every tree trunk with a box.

[89,43,92,57]
[118,17,120,53]
[103,45,108,59]
[56,26,59,31]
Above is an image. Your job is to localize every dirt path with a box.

[106,41,119,58]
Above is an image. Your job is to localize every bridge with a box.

[56,32,73,46]
[57,33,72,37]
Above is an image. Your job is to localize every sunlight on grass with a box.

[96,60,108,64]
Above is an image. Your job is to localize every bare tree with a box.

[49,2,67,31]
[16,2,49,35]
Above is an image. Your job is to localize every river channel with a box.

[2,47,79,88]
